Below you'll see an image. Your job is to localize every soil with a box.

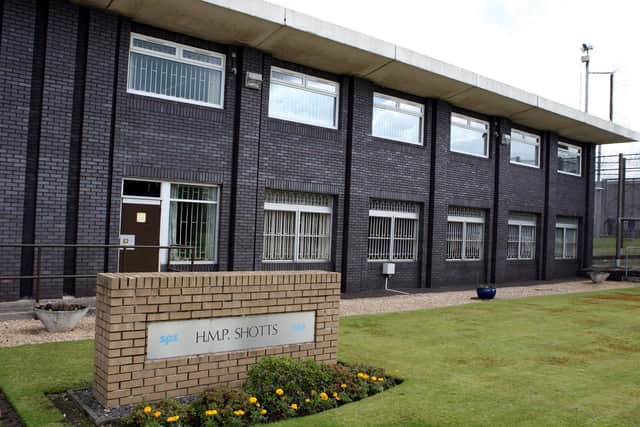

[35,303,87,311]
[0,391,24,427]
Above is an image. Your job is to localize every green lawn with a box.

[593,236,640,256]
[1,288,640,426]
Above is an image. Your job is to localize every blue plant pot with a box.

[476,287,496,300]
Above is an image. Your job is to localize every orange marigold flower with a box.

[143,406,152,414]
[319,392,329,401]
[153,411,161,418]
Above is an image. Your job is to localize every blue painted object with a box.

[476,287,496,300]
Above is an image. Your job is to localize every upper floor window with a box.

[507,214,536,260]
[447,206,485,261]
[558,142,582,176]
[450,113,489,158]
[127,34,225,108]
[263,190,332,262]
[268,67,339,129]
[555,218,578,259]
[510,129,540,168]
[368,199,419,262]
[372,93,423,145]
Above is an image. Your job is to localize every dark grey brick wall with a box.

[0,0,595,300]
[0,0,37,301]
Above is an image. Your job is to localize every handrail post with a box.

[190,247,195,272]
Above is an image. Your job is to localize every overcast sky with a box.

[271,0,639,156]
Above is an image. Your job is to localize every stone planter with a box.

[476,287,497,300]
[588,271,610,284]
[34,304,88,332]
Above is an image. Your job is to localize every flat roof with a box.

[74,0,640,144]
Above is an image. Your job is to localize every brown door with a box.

[119,203,161,272]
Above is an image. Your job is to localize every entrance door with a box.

[119,203,161,272]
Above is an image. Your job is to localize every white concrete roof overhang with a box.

[73,0,640,144]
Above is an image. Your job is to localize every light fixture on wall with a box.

[245,72,263,90]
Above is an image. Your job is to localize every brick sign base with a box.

[94,271,340,408]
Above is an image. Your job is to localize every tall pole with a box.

[584,58,590,112]
[609,72,614,121]
[615,153,625,268]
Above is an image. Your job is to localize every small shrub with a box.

[191,386,265,426]
[122,399,190,427]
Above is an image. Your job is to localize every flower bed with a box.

[123,357,400,426]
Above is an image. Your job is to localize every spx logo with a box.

[160,334,178,346]
[291,322,306,333]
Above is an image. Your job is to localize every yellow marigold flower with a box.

[305,398,311,403]
[205,409,218,416]
[332,392,338,397]
[248,397,258,404]
[371,376,378,381]
[290,403,298,410]
[356,372,364,379]
[166,415,180,423]
[319,392,329,401]
[260,409,267,416]
[143,406,152,414]
[340,383,347,389]
[153,411,161,418]
[362,374,370,380]
[378,377,384,382]
[275,388,284,396]
[256,402,261,408]
[233,409,245,416]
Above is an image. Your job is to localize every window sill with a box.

[449,149,490,160]
[367,259,417,263]
[558,170,582,178]
[126,88,223,110]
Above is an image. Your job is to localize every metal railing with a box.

[0,243,195,302]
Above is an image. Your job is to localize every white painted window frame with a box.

[510,129,541,168]
[450,112,490,158]
[268,66,340,129]
[557,142,582,177]
[367,208,419,262]
[446,213,485,261]
[120,178,220,270]
[371,92,424,145]
[507,218,536,260]
[263,202,333,263]
[127,33,226,109]
[555,221,578,260]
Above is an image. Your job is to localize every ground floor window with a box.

[555,218,578,259]
[169,184,218,262]
[263,189,332,262]
[447,206,485,261]
[507,214,537,260]
[368,199,419,261]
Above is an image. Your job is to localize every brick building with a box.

[1,0,638,301]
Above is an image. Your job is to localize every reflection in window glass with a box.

[372,93,423,144]
[450,113,489,157]
[510,129,540,167]
[558,143,582,176]
[268,68,339,128]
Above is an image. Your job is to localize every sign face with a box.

[146,311,316,360]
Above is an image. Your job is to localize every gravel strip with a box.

[340,280,640,316]
[0,281,637,347]
[0,315,95,348]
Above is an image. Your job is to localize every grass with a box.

[1,288,640,426]
[593,236,640,256]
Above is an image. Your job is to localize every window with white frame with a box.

[263,190,332,262]
[507,214,537,260]
[558,142,582,176]
[127,33,225,108]
[447,207,485,260]
[169,184,218,262]
[368,199,419,261]
[372,93,423,144]
[450,113,490,158]
[510,129,540,168]
[268,67,339,129]
[555,218,578,259]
